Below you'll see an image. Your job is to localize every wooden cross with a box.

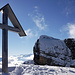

[0,4,26,73]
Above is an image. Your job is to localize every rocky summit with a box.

[64,38,75,59]
[33,35,72,67]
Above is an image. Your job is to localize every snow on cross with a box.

[0,3,26,73]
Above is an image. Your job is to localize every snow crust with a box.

[2,64,75,75]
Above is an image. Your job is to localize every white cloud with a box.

[24,55,34,60]
[25,29,38,38]
[28,6,47,30]
[0,54,34,68]
[67,23,75,38]
[34,6,38,9]
[60,23,75,38]
[25,29,33,37]
[8,56,21,67]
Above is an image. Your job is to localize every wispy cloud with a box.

[25,29,38,38]
[28,6,47,30]
[25,29,33,37]
[34,6,38,9]
[59,0,75,16]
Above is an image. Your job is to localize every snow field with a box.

[9,64,75,75]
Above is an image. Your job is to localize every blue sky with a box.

[0,0,75,56]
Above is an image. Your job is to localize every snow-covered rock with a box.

[64,38,75,59]
[33,35,72,67]
[70,60,75,67]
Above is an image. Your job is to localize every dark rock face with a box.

[64,38,75,59]
[33,39,40,65]
[33,35,72,67]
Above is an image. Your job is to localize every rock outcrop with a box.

[33,35,72,67]
[64,38,75,59]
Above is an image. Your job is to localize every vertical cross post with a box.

[2,7,8,73]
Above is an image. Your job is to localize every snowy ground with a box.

[1,64,75,75]
[0,54,75,75]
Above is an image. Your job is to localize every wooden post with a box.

[2,8,8,73]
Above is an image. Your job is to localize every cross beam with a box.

[0,23,20,33]
[0,4,26,73]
